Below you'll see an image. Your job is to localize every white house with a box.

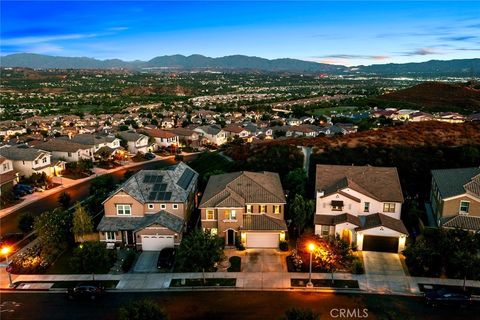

[314,165,407,253]
[0,145,54,177]
[118,131,152,154]
[37,139,93,163]
[194,125,227,146]
[141,128,179,149]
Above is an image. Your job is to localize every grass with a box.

[50,280,119,289]
[418,283,480,295]
[188,152,233,176]
[227,256,241,272]
[291,279,359,289]
[170,278,236,287]
[46,247,78,274]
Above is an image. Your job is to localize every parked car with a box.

[14,184,34,195]
[67,283,105,300]
[425,288,472,307]
[157,248,175,269]
[144,152,156,160]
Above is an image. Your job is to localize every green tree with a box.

[72,202,94,242]
[282,308,319,320]
[58,191,71,209]
[70,241,115,273]
[118,299,167,320]
[175,229,224,282]
[289,194,315,235]
[285,168,307,197]
[34,208,72,259]
[18,211,35,234]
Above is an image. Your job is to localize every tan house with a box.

[314,165,407,253]
[430,167,480,232]
[0,156,18,197]
[97,162,198,251]
[199,171,287,248]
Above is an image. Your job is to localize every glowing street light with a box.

[307,243,315,288]
[1,246,13,287]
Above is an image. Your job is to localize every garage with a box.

[141,235,174,251]
[362,235,399,253]
[245,233,279,248]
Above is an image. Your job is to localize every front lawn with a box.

[291,279,359,289]
[170,278,236,287]
[227,256,241,272]
[46,247,77,274]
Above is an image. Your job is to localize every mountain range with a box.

[1,53,479,76]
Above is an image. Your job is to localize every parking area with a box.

[362,251,405,276]
[133,251,160,273]
[241,249,287,272]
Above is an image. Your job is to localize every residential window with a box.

[34,160,38,165]
[116,204,132,215]
[206,209,214,220]
[68,152,72,157]
[260,205,266,213]
[246,204,252,213]
[224,210,236,220]
[173,204,178,209]
[460,201,470,214]
[160,204,166,210]
[274,205,281,214]
[147,204,154,210]
[364,202,370,212]
[331,200,343,211]
[321,225,330,237]
[42,157,47,163]
[383,203,396,213]
[106,232,116,241]
[210,228,218,236]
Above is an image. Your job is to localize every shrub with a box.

[18,212,35,234]
[350,258,364,274]
[70,242,116,274]
[122,250,136,272]
[8,245,49,274]
[118,299,167,320]
[279,241,289,252]
[235,236,245,251]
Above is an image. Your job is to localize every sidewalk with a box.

[0,155,175,218]
[5,271,480,296]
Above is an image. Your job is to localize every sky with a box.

[1,1,480,66]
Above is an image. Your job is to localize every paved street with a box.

[1,291,478,320]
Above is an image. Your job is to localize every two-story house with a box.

[37,139,93,163]
[430,167,480,232]
[117,131,152,155]
[70,133,121,156]
[0,145,54,177]
[314,165,407,253]
[199,171,287,248]
[0,156,18,197]
[194,125,228,146]
[141,128,179,149]
[97,162,198,251]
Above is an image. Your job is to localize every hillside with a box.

[377,82,480,113]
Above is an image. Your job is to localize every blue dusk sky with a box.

[1,1,480,66]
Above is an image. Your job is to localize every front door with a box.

[227,229,235,246]
[123,231,134,246]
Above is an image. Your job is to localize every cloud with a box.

[439,35,477,42]
[455,48,480,52]
[314,54,390,60]
[108,27,129,31]
[400,48,439,56]
[2,33,103,46]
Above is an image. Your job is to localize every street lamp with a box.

[307,243,315,288]
[1,246,13,288]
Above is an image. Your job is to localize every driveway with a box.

[362,251,405,276]
[133,251,160,273]
[241,249,287,272]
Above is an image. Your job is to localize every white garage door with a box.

[246,233,279,248]
[141,235,174,251]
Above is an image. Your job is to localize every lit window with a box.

[116,204,132,215]
[225,210,236,220]
[321,225,330,237]
[246,204,252,213]
[274,205,281,214]
[364,202,370,212]
[260,205,266,213]
[331,200,343,211]
[383,203,396,213]
[206,209,214,220]
[460,201,470,214]
[106,232,116,241]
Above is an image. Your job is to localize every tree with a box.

[70,241,115,273]
[289,194,315,235]
[58,191,71,209]
[118,299,167,320]
[282,308,319,320]
[175,229,224,283]
[18,211,35,234]
[285,168,307,197]
[72,202,94,242]
[34,208,72,259]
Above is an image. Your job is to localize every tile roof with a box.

[0,170,18,185]
[195,125,223,135]
[314,213,360,226]
[199,171,286,208]
[37,139,91,153]
[0,145,49,161]
[118,131,146,142]
[316,165,404,203]
[242,214,287,231]
[97,210,184,233]
[431,167,480,199]
[141,128,177,139]
[106,162,198,204]
[70,134,117,146]
[442,215,480,232]
[356,213,408,234]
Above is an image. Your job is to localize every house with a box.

[0,145,54,177]
[37,139,93,163]
[223,124,250,139]
[117,131,152,155]
[0,156,18,197]
[141,128,179,149]
[169,128,201,148]
[199,171,287,248]
[194,125,228,146]
[97,162,198,250]
[314,165,407,253]
[409,111,435,122]
[430,167,480,232]
[70,134,121,154]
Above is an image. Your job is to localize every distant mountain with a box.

[0,53,345,73]
[377,82,480,113]
[1,53,479,76]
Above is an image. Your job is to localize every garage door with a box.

[245,233,279,248]
[362,235,398,253]
[141,235,174,251]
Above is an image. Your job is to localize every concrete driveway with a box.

[133,251,160,273]
[362,252,405,276]
[242,249,287,272]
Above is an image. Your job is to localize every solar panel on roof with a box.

[177,169,195,190]
[153,183,167,191]
[156,192,165,200]
[164,192,172,200]
[148,192,157,201]
[155,176,164,183]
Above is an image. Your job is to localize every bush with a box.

[70,242,116,274]
[279,241,289,251]
[350,258,364,274]
[235,236,245,251]
[227,256,241,272]
[9,245,49,274]
[118,299,167,320]
[18,212,35,234]
[122,250,136,272]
